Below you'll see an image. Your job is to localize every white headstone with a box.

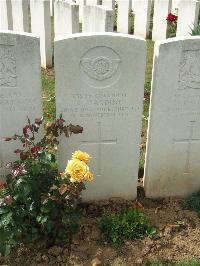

[0,0,13,30]
[102,0,115,10]
[54,0,79,38]
[176,0,200,37]
[76,0,86,23]
[82,5,113,32]
[0,31,43,180]
[55,33,146,201]
[11,0,29,32]
[152,0,172,41]
[30,0,52,68]
[134,0,151,38]
[86,0,101,5]
[132,0,136,12]
[144,37,200,198]
[50,0,55,16]
[172,0,180,12]
[117,0,132,34]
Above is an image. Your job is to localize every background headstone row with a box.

[0,0,200,68]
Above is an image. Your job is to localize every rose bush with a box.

[0,117,93,256]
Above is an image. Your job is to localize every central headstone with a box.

[55,33,146,201]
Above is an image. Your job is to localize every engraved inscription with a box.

[0,45,17,87]
[173,93,200,115]
[179,50,200,90]
[81,122,117,176]
[60,92,134,118]
[0,91,39,112]
[173,121,200,174]
[80,46,121,88]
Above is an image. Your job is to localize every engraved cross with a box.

[173,121,200,174]
[81,122,117,176]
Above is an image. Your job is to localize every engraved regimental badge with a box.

[0,45,17,87]
[179,50,200,90]
[80,46,121,88]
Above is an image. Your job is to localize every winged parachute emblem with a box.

[80,56,120,81]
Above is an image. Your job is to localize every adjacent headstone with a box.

[144,36,200,198]
[134,0,151,38]
[55,33,146,201]
[30,0,52,68]
[102,0,115,10]
[0,31,43,180]
[11,0,29,32]
[176,0,200,37]
[117,0,132,34]
[54,0,79,38]
[0,0,13,30]
[82,5,113,32]
[152,0,172,41]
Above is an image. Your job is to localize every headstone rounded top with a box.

[54,32,146,42]
[0,30,39,40]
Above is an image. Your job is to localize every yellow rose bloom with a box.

[72,150,91,163]
[66,159,89,182]
[84,171,93,181]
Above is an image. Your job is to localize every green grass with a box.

[42,71,56,122]
[139,40,154,169]
[182,190,200,216]
[99,208,156,247]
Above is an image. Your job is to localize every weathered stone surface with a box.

[0,31,43,180]
[55,33,146,201]
[144,36,200,198]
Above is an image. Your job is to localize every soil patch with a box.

[1,194,200,266]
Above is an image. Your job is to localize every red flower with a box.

[11,164,27,178]
[3,195,13,205]
[0,182,7,189]
[31,146,41,155]
[166,13,178,22]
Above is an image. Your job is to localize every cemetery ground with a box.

[1,41,200,266]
